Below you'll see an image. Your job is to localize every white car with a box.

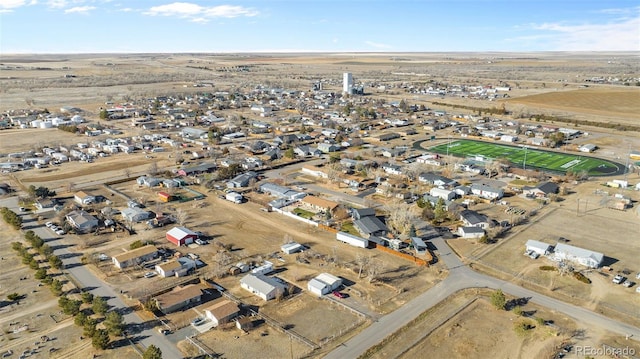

[636,286,640,293]
[636,273,640,280]
[623,281,634,288]
[55,229,66,235]
[45,222,54,228]
[612,275,626,284]
[144,272,156,278]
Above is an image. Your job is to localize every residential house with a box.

[154,284,202,314]
[418,172,458,187]
[522,182,559,198]
[459,210,490,229]
[552,243,603,268]
[525,240,552,256]
[429,187,456,201]
[112,245,158,269]
[353,215,389,238]
[240,274,287,301]
[65,210,99,233]
[205,300,240,327]
[177,162,217,177]
[381,163,402,176]
[227,171,257,188]
[351,207,376,220]
[317,142,339,153]
[74,191,96,206]
[458,226,485,239]
[137,176,162,187]
[274,134,299,146]
[121,207,152,223]
[155,257,196,278]
[470,184,504,200]
[35,198,57,210]
[301,195,339,213]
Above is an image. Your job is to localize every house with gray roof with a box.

[470,183,504,200]
[353,215,388,238]
[240,274,287,301]
[459,209,490,229]
[227,171,257,188]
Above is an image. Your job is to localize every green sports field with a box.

[429,139,625,176]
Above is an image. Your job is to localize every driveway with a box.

[0,197,184,359]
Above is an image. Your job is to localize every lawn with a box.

[293,207,315,219]
[429,139,624,176]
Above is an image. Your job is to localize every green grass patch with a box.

[340,221,360,236]
[429,139,623,176]
[292,208,315,219]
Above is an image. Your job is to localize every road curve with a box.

[324,236,640,359]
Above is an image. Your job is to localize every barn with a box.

[166,227,198,246]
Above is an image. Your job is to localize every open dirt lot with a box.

[449,180,640,327]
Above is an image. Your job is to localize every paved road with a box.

[325,236,640,359]
[0,197,183,359]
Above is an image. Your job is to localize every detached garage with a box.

[166,227,198,246]
[307,272,343,296]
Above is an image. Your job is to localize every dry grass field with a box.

[506,87,640,123]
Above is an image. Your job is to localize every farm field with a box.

[429,139,625,175]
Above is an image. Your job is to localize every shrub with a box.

[7,292,20,301]
[490,289,506,310]
[572,271,591,284]
[513,306,524,316]
[539,266,558,271]
[129,240,143,250]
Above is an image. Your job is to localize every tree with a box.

[143,345,163,359]
[490,289,506,310]
[40,244,53,257]
[81,291,94,304]
[7,292,20,301]
[83,317,97,337]
[148,161,159,176]
[50,279,63,296]
[130,240,143,250]
[49,255,63,270]
[92,329,110,350]
[434,198,447,223]
[74,312,88,327]
[175,208,189,227]
[104,311,125,336]
[99,109,108,120]
[92,296,109,315]
[409,224,417,237]
[284,148,295,159]
[35,268,47,280]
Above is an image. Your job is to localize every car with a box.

[187,253,199,260]
[612,275,626,284]
[158,328,171,335]
[191,317,205,326]
[144,272,156,278]
[45,222,54,228]
[19,207,26,212]
[623,281,634,288]
[636,286,640,293]
[195,239,208,245]
[636,272,640,280]
[99,253,109,261]
[55,229,66,235]
[332,291,345,299]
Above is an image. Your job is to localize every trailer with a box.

[225,192,243,204]
[336,232,368,248]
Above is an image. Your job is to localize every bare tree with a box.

[355,254,370,279]
[367,256,384,283]
[175,208,189,226]
[148,161,159,176]
[283,233,294,244]
[123,168,131,178]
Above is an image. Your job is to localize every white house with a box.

[240,274,287,301]
[471,184,504,200]
[552,243,603,268]
[429,187,456,201]
[525,240,552,256]
[65,210,99,233]
[74,191,96,206]
[307,273,343,296]
[458,226,485,239]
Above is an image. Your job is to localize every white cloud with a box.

[64,5,94,13]
[145,2,258,23]
[365,40,391,49]
[0,0,31,10]
[532,15,640,51]
[46,0,67,8]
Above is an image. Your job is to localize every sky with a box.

[0,0,638,53]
